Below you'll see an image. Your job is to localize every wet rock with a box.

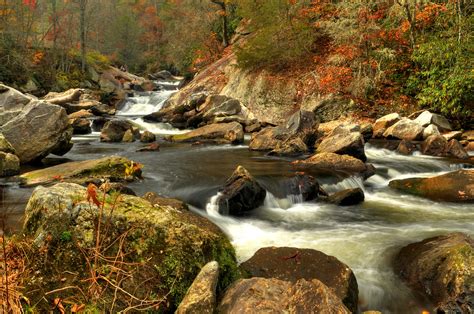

[43,88,83,106]
[150,70,174,80]
[373,113,401,138]
[99,182,136,196]
[217,166,266,216]
[140,131,156,143]
[465,141,474,151]
[394,233,473,313]
[18,156,142,187]
[249,126,288,151]
[422,124,440,139]
[143,192,188,211]
[240,246,358,313]
[176,261,219,314]
[446,139,469,159]
[389,169,474,202]
[202,98,256,126]
[244,123,261,133]
[268,137,308,157]
[442,131,463,141]
[0,133,16,154]
[414,110,452,131]
[136,143,160,152]
[68,109,94,120]
[327,188,365,206]
[100,120,133,142]
[292,152,371,177]
[92,116,108,132]
[421,134,448,156]
[383,118,424,141]
[23,183,239,311]
[317,130,366,162]
[218,277,350,314]
[360,123,373,142]
[462,130,474,141]
[122,129,135,142]
[283,173,327,201]
[0,152,20,177]
[168,122,244,144]
[0,85,72,163]
[71,118,92,135]
[90,102,116,116]
[397,140,417,155]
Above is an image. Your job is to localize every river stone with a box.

[169,122,244,144]
[249,126,288,151]
[122,129,135,142]
[446,139,469,159]
[71,118,92,135]
[176,261,219,314]
[217,277,350,314]
[397,140,417,155]
[268,137,308,157]
[462,130,474,141]
[421,134,448,157]
[140,131,156,143]
[394,233,473,313]
[100,120,133,142]
[317,131,366,162]
[442,131,463,141]
[18,156,142,187]
[285,110,319,135]
[282,173,327,201]
[217,166,266,216]
[23,183,239,312]
[68,109,94,120]
[136,142,160,152]
[0,152,20,177]
[327,188,365,206]
[389,169,474,202]
[0,133,16,154]
[373,113,400,138]
[0,98,72,163]
[292,152,370,176]
[383,119,424,141]
[143,192,189,211]
[414,110,452,131]
[240,246,358,312]
[422,124,440,139]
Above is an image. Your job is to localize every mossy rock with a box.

[22,183,239,312]
[18,156,142,187]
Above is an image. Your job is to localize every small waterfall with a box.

[117,89,176,116]
[206,192,224,218]
[322,176,366,194]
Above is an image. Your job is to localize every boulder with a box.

[414,110,452,131]
[442,131,463,141]
[90,103,116,116]
[216,166,266,216]
[100,120,133,142]
[92,117,108,132]
[327,188,365,206]
[240,247,358,313]
[122,129,135,142]
[68,109,94,120]
[43,88,83,105]
[18,156,142,187]
[397,140,417,155]
[389,169,474,202]
[218,277,350,314]
[285,110,319,135]
[150,70,174,80]
[168,122,244,144]
[465,141,474,151]
[176,261,219,314]
[422,124,440,139]
[394,233,473,313]
[292,152,371,177]
[244,123,261,133]
[373,113,400,138]
[0,152,20,177]
[268,137,308,157]
[317,130,366,162]
[421,135,448,157]
[140,131,156,143]
[71,118,91,135]
[202,98,256,126]
[143,192,189,211]
[249,126,288,151]
[282,174,327,201]
[22,183,239,312]
[446,139,469,159]
[462,130,474,141]
[0,86,72,163]
[0,133,16,154]
[383,119,424,141]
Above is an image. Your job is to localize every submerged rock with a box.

[176,261,219,314]
[216,166,266,216]
[394,233,473,313]
[18,156,142,187]
[23,183,239,312]
[389,169,474,202]
[240,246,358,312]
[140,131,156,143]
[168,122,244,144]
[218,277,350,314]
[327,188,365,206]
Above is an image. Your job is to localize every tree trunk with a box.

[211,0,229,47]
[80,0,87,72]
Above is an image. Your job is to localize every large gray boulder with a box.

[383,118,424,141]
[0,85,72,163]
[414,110,452,132]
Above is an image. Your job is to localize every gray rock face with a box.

[176,261,219,314]
[0,152,20,177]
[415,110,452,131]
[317,129,366,162]
[383,118,424,141]
[423,124,440,139]
[218,277,350,314]
[0,87,72,164]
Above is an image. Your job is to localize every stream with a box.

[3,84,474,313]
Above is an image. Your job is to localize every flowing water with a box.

[3,84,474,313]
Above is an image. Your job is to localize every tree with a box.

[79,0,87,72]
[210,0,229,47]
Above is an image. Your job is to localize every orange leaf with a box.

[71,304,86,313]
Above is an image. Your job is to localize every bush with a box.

[0,36,30,85]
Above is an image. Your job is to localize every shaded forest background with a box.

[0,0,473,124]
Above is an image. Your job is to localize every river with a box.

[3,84,474,313]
